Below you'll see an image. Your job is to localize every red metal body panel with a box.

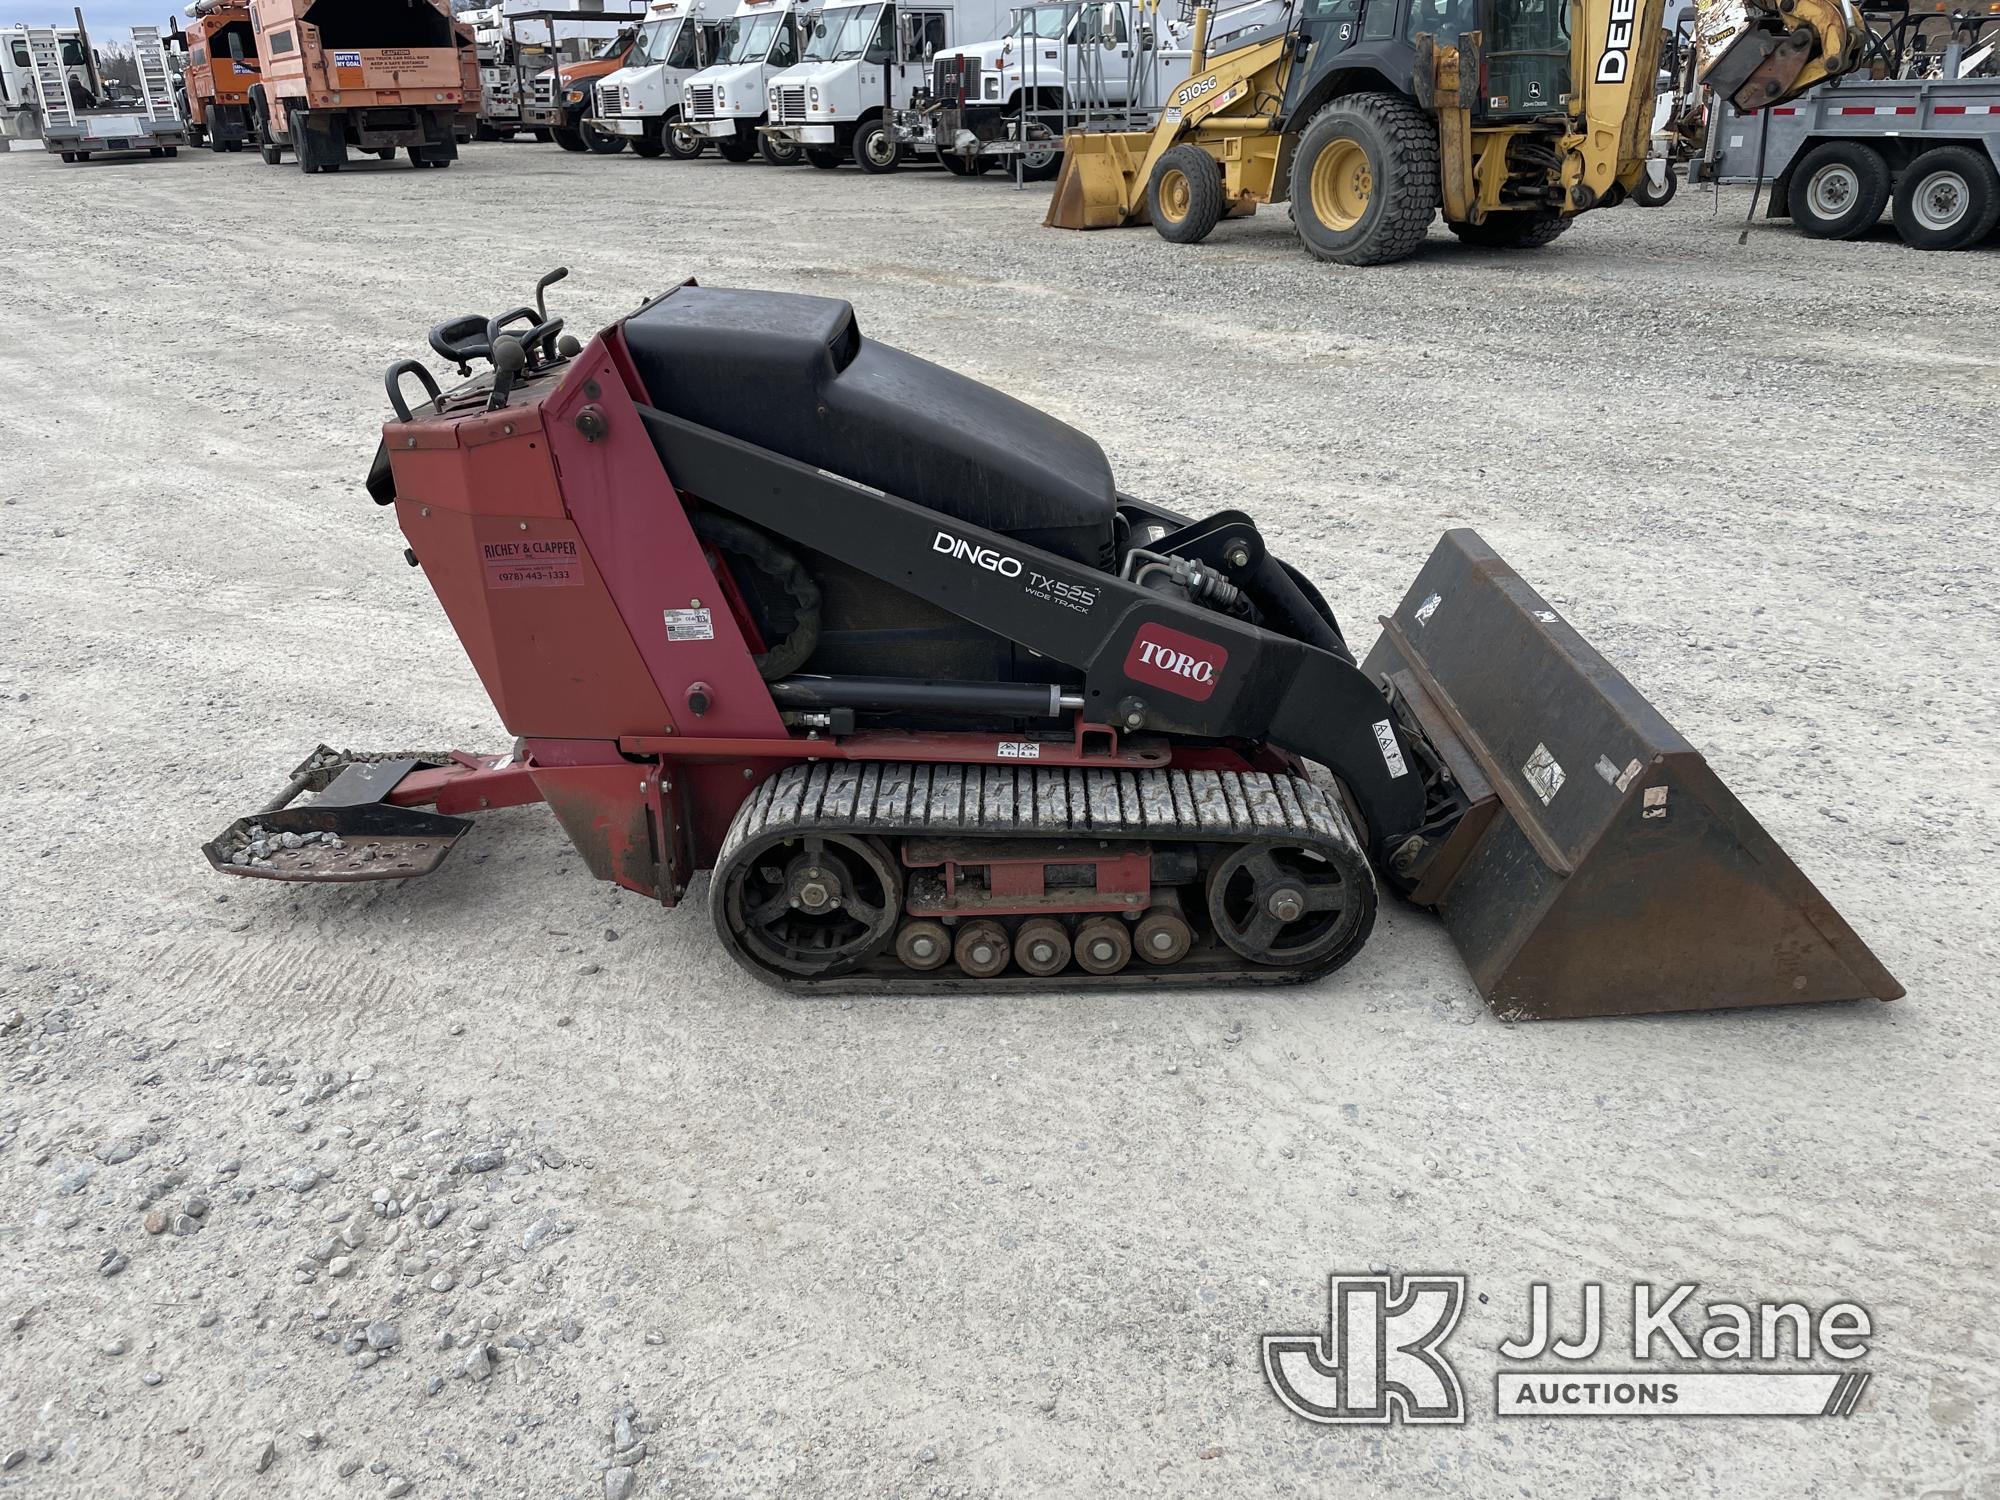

[547,332,788,742]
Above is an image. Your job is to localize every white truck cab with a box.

[679,0,805,164]
[1,24,91,145]
[760,0,1007,171]
[590,0,718,157]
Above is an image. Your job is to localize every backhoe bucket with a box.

[1363,530,1901,1020]
[1043,128,1153,230]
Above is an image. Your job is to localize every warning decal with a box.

[482,538,582,589]
[1523,743,1566,806]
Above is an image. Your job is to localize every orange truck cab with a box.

[170,0,261,152]
[245,0,480,171]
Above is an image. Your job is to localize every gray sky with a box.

[0,2,161,40]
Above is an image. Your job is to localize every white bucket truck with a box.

[678,0,806,163]
[760,0,1008,171]
[589,0,719,156]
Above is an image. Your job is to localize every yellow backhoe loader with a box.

[1046,0,1865,263]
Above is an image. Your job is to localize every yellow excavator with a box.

[1046,0,1865,263]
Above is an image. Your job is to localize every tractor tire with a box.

[1786,141,1890,239]
[717,135,756,162]
[1148,144,1225,244]
[760,132,802,166]
[806,146,843,168]
[633,118,668,158]
[1891,144,2000,250]
[1632,167,1677,207]
[582,123,625,154]
[1447,211,1570,249]
[1290,92,1439,266]
[853,118,898,173]
[551,124,587,152]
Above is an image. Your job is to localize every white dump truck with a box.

[758,0,1008,170]
[588,0,720,156]
[678,0,806,162]
[30,22,188,161]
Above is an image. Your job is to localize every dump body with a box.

[248,0,478,168]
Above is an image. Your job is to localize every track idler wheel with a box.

[1013,918,1073,977]
[1206,841,1366,968]
[896,919,951,970]
[954,919,1011,978]
[1074,916,1133,975]
[721,831,901,978]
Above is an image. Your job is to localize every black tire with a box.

[1786,141,1891,239]
[1017,144,1062,182]
[582,123,625,154]
[805,146,842,169]
[208,134,227,154]
[1891,144,2000,251]
[938,150,992,176]
[551,124,587,152]
[164,146,178,158]
[760,131,801,166]
[1632,167,1678,207]
[717,135,755,163]
[406,147,430,167]
[60,151,75,162]
[225,139,242,152]
[852,117,898,173]
[663,116,703,159]
[259,142,281,164]
[1289,92,1439,266]
[633,118,667,158]
[373,147,395,160]
[1447,211,1569,249]
[532,127,552,143]
[1148,143,1225,244]
[473,119,499,142]
[149,146,164,157]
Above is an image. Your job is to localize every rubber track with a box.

[711,761,1378,993]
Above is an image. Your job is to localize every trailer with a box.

[170,0,262,151]
[32,23,188,161]
[246,0,480,172]
[1692,64,2000,248]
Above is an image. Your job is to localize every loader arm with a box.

[1693,0,1864,113]
[1560,0,1674,210]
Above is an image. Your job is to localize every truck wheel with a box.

[717,135,755,162]
[164,146,178,158]
[1786,141,1890,239]
[1892,144,2000,251]
[1148,144,1225,244]
[1290,92,1439,266]
[633,118,668,158]
[260,142,281,164]
[1018,135,1062,181]
[582,123,625,154]
[761,133,802,166]
[806,146,842,168]
[853,118,898,173]
[551,124,587,152]
[1447,211,1569,249]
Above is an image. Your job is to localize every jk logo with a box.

[1263,1273,1467,1425]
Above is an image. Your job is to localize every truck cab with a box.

[680,0,805,162]
[762,0,1008,170]
[1,25,92,144]
[589,0,718,155]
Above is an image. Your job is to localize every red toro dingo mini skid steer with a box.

[204,272,1901,1018]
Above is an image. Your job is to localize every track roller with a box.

[954,919,1012,978]
[1133,905,1193,966]
[896,919,951,970]
[1013,918,1073,977]
[1074,916,1133,975]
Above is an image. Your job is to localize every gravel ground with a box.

[0,140,1995,1500]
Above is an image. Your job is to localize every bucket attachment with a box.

[202,751,471,883]
[1043,128,1154,230]
[1363,531,1902,1020]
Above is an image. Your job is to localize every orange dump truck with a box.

[246,0,478,171]
[172,0,262,152]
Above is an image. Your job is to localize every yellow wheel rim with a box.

[1159,167,1191,223]
[1308,138,1372,231]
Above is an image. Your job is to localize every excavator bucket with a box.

[1363,531,1901,1020]
[1043,128,1154,230]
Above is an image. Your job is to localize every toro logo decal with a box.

[1125,623,1227,702]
